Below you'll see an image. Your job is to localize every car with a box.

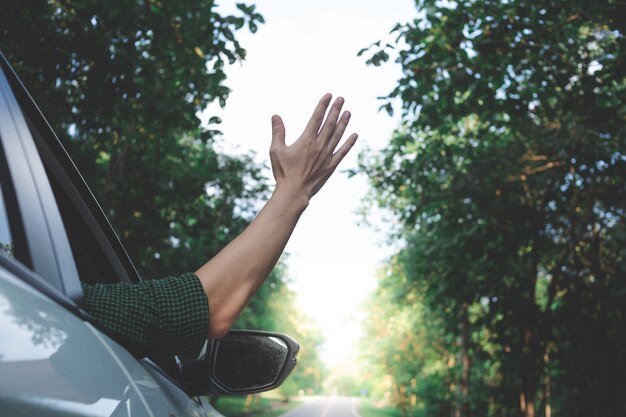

[0,52,299,416]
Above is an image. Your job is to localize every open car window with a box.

[0,183,13,259]
[0,160,20,262]
[24,114,139,286]
[0,53,140,287]
[0,55,82,300]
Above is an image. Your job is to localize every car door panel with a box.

[0,264,153,417]
[91,317,209,417]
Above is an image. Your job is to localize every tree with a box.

[359,258,428,417]
[1,0,267,278]
[360,1,625,416]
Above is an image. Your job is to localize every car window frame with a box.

[0,53,141,288]
[0,56,82,301]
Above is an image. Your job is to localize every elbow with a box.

[207,318,232,340]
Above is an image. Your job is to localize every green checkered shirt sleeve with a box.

[81,272,209,359]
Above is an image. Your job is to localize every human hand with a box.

[269,93,358,201]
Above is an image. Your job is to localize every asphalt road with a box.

[279,396,361,417]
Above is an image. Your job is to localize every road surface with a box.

[280,396,361,417]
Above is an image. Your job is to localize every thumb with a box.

[271,115,286,148]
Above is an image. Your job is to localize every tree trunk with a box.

[445,352,457,417]
[544,373,551,417]
[519,213,542,417]
[460,303,471,417]
[520,325,537,417]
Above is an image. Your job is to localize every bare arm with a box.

[195,93,357,338]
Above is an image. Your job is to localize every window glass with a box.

[0,183,14,259]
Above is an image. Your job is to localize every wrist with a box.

[271,182,310,212]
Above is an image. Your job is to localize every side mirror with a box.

[180,330,299,396]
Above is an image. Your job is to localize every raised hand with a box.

[269,93,358,201]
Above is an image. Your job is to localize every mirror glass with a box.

[213,335,288,390]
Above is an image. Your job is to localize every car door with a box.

[0,261,152,417]
[0,54,210,417]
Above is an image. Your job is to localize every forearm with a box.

[195,185,309,338]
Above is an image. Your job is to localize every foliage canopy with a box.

[360,1,625,416]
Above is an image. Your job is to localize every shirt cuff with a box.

[146,272,209,359]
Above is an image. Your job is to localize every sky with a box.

[208,0,416,368]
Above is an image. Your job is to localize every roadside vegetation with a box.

[213,394,302,417]
[357,1,625,416]
[359,399,404,417]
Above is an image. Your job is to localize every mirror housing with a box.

[180,330,299,396]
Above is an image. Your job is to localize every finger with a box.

[326,110,350,152]
[318,96,345,143]
[271,114,286,148]
[331,133,358,166]
[302,93,332,137]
